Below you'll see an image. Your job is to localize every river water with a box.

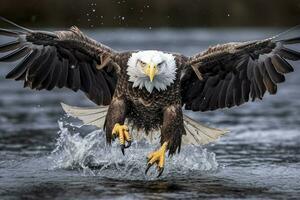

[0,28,299,199]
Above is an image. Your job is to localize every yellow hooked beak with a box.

[145,63,158,82]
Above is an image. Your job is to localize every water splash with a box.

[49,121,219,179]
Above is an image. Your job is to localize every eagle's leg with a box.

[145,105,184,177]
[112,123,132,155]
[105,98,131,155]
[145,142,168,177]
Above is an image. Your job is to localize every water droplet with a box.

[121,16,125,20]
[92,9,96,12]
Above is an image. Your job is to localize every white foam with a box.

[48,121,219,179]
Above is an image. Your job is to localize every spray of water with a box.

[48,120,219,180]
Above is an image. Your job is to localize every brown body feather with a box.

[105,53,186,154]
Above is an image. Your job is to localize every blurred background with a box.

[1,0,300,28]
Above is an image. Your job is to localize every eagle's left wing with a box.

[181,32,300,111]
[0,18,119,106]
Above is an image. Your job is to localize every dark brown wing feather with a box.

[0,19,119,105]
[181,33,300,112]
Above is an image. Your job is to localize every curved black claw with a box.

[120,144,125,155]
[125,141,131,148]
[157,167,164,178]
[145,163,153,175]
[145,163,164,177]
[120,141,131,155]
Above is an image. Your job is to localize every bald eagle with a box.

[1,17,300,177]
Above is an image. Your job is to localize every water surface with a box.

[0,28,300,199]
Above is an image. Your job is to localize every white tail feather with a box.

[60,103,228,145]
[182,115,228,145]
[61,103,108,128]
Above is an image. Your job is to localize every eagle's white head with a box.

[127,50,177,93]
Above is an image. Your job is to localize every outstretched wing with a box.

[0,18,119,105]
[181,31,300,111]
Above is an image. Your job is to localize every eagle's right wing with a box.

[181,30,300,111]
[0,17,119,106]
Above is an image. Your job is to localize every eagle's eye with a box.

[157,61,165,68]
[138,60,147,68]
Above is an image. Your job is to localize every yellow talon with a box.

[112,123,132,155]
[145,142,168,177]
